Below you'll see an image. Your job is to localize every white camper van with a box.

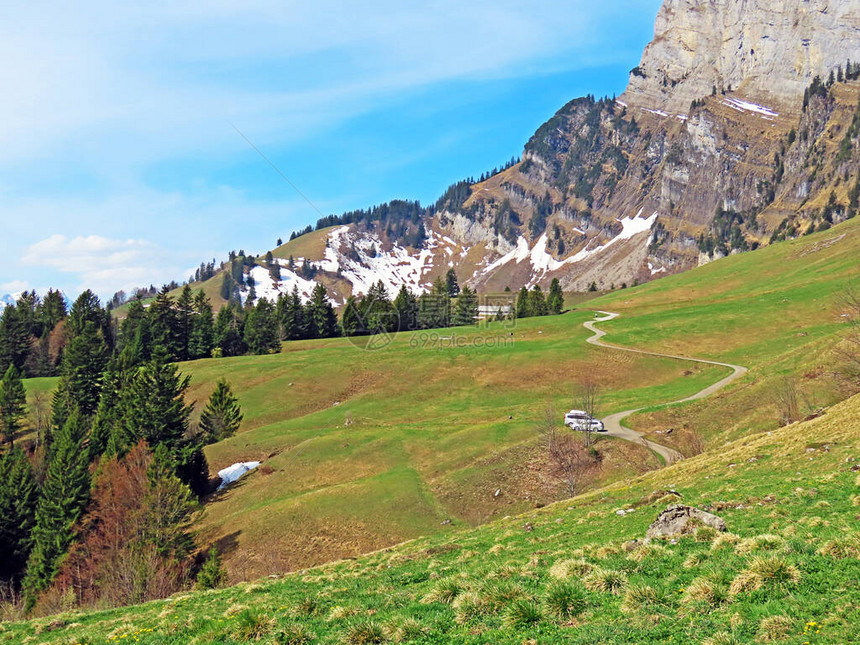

[563,409,605,432]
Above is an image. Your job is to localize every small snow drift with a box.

[217,461,260,489]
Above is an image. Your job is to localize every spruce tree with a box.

[393,286,418,332]
[196,546,227,589]
[305,284,338,339]
[445,269,461,298]
[199,380,243,444]
[23,413,91,607]
[243,298,280,354]
[528,285,548,317]
[189,290,215,359]
[0,304,32,374]
[60,319,109,417]
[516,286,530,319]
[37,289,67,330]
[175,285,195,361]
[119,299,151,364]
[114,358,192,454]
[215,304,246,357]
[0,365,26,445]
[454,286,479,326]
[547,278,564,315]
[149,286,178,360]
[0,447,38,582]
[341,296,362,336]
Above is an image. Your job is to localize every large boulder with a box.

[646,504,727,539]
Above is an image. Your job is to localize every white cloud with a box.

[0,280,30,294]
[21,235,176,297]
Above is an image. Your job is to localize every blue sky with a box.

[0,0,662,300]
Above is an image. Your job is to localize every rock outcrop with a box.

[622,0,860,114]
[646,504,727,539]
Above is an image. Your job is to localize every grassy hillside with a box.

[590,214,860,449]
[184,311,722,579]
[7,389,859,644]
[16,217,859,590]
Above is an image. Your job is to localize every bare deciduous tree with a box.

[575,377,602,447]
[29,390,50,447]
[836,284,860,390]
[539,408,599,498]
[774,376,800,426]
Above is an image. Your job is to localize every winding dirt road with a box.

[584,311,748,464]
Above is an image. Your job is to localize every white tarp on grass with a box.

[217,461,260,489]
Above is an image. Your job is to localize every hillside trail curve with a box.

[583,311,749,465]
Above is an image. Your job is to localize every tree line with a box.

[0,289,246,614]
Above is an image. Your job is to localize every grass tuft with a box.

[543,581,588,620]
[710,533,740,551]
[503,599,543,629]
[626,542,666,562]
[420,578,462,605]
[817,534,860,558]
[451,592,486,624]
[230,609,275,641]
[757,615,793,642]
[679,577,728,611]
[735,534,786,554]
[273,623,315,645]
[620,584,661,614]
[343,620,386,645]
[583,567,627,594]
[702,631,741,645]
[682,552,709,568]
[548,558,593,580]
[729,556,800,595]
[383,616,426,642]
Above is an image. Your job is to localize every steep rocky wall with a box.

[622,0,860,113]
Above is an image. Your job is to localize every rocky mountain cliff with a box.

[214,0,860,306]
[623,0,860,113]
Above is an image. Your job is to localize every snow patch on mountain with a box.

[479,211,657,285]
[321,226,465,298]
[247,265,318,305]
[721,97,779,119]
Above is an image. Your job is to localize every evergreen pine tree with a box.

[243,298,280,354]
[60,319,109,417]
[219,273,235,301]
[528,285,548,317]
[37,290,67,331]
[119,299,151,365]
[305,284,338,339]
[516,286,530,319]
[392,286,418,332]
[149,286,178,360]
[341,295,362,337]
[0,304,32,374]
[215,305,246,357]
[189,291,215,359]
[547,278,564,315]
[114,358,193,454]
[175,285,194,361]
[199,380,243,444]
[0,446,38,582]
[454,286,479,326]
[23,413,91,607]
[196,546,227,590]
[445,269,461,298]
[0,365,26,445]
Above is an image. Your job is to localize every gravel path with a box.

[583,311,748,464]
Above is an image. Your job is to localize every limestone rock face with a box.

[622,0,860,113]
